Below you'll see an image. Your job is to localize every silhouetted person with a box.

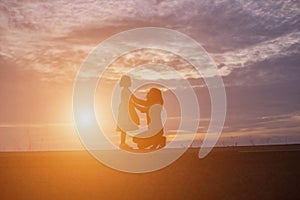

[116,75,140,150]
[132,88,166,150]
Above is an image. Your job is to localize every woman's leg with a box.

[148,130,165,150]
[134,130,165,150]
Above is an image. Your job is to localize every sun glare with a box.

[77,110,93,127]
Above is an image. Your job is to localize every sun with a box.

[75,108,94,128]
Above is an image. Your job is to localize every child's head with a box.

[119,75,131,87]
[146,88,164,105]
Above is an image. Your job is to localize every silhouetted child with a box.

[116,75,139,150]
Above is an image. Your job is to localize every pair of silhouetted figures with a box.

[116,75,166,151]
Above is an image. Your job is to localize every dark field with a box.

[1,145,299,200]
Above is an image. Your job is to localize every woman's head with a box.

[119,75,131,87]
[146,88,164,105]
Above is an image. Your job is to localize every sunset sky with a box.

[0,0,299,151]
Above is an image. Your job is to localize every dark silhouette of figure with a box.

[132,88,166,150]
[116,75,140,150]
[116,75,166,151]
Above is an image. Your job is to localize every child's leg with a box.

[121,131,126,144]
[120,131,133,150]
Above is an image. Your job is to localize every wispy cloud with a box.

[0,0,299,150]
[1,0,299,83]
[213,31,300,76]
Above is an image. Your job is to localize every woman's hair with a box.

[119,75,131,87]
[147,88,164,105]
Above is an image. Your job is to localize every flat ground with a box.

[0,145,299,200]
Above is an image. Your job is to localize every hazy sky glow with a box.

[0,0,299,150]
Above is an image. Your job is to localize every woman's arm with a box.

[129,92,148,112]
[134,103,148,113]
[131,94,147,106]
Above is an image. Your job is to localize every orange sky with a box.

[0,0,300,151]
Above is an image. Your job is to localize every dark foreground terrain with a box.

[0,145,299,200]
